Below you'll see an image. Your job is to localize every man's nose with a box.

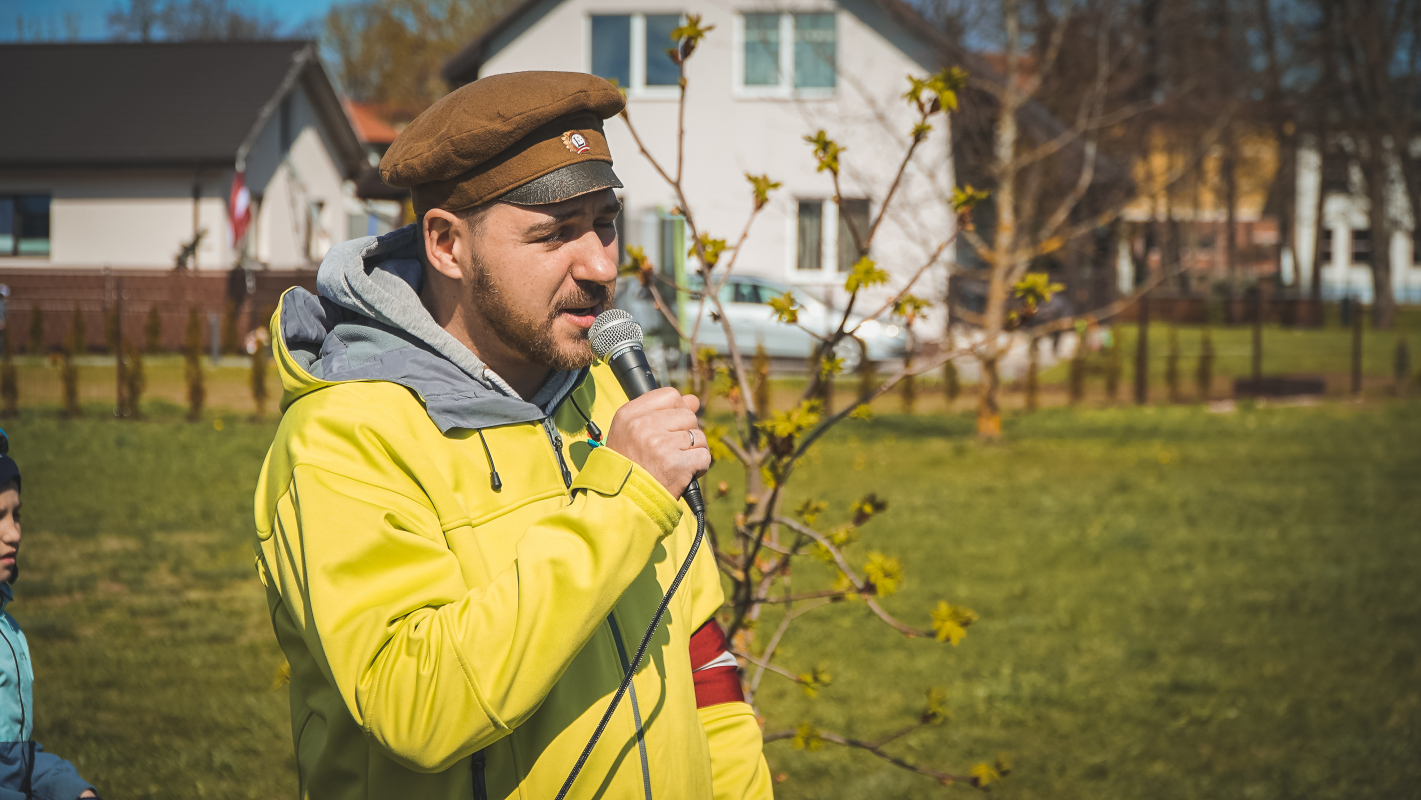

[569,229,620,287]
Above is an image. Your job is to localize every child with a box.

[0,431,98,800]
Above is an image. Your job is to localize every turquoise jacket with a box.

[0,584,92,800]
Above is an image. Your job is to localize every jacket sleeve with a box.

[699,703,774,800]
[260,445,683,773]
[684,520,773,799]
[28,742,94,800]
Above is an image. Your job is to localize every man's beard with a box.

[468,261,607,372]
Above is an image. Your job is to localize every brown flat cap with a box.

[380,71,626,216]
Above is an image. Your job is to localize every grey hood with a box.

[278,223,582,433]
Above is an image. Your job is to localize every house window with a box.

[793,13,836,89]
[306,200,330,262]
[591,15,632,87]
[737,12,836,94]
[644,15,681,85]
[796,201,823,271]
[743,13,779,86]
[1320,229,1333,264]
[837,198,870,272]
[797,198,871,276]
[1351,229,1371,264]
[0,195,51,257]
[590,13,685,93]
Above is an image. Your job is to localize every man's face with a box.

[0,485,20,584]
[462,189,621,371]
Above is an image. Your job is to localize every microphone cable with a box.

[553,496,706,800]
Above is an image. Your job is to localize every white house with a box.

[0,40,365,272]
[444,0,967,343]
[1291,143,1421,304]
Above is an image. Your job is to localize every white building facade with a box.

[1291,144,1421,304]
[447,0,961,342]
[0,41,364,273]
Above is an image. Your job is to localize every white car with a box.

[685,275,909,369]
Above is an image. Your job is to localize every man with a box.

[0,433,100,800]
[253,72,773,800]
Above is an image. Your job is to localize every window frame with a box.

[586,12,685,100]
[1350,228,1371,264]
[732,10,837,99]
[791,196,870,283]
[0,193,53,259]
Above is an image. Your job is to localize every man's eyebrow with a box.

[525,197,622,235]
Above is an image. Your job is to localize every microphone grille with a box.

[590,309,643,360]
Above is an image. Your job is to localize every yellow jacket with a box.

[252,231,772,800]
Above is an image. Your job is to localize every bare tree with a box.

[323,0,519,107]
[947,0,1233,437]
[107,0,164,41]
[1324,0,1420,329]
[107,0,280,42]
[615,16,1026,789]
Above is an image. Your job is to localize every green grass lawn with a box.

[5,399,1419,799]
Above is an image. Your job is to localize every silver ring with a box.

[688,429,696,448]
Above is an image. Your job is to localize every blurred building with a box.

[0,40,364,352]
[1121,124,1421,307]
[443,0,969,343]
[0,40,364,269]
[1293,141,1421,304]
[343,100,412,240]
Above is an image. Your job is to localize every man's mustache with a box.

[553,283,610,315]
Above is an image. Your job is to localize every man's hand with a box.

[604,388,710,498]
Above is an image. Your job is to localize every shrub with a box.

[1196,327,1215,402]
[27,308,44,354]
[0,333,16,418]
[124,343,146,417]
[1165,326,1181,403]
[753,343,771,419]
[144,307,163,354]
[221,300,239,355]
[184,308,205,422]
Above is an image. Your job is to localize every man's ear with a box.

[423,208,466,281]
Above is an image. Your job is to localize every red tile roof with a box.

[345,101,401,145]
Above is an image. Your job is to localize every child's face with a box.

[0,485,18,584]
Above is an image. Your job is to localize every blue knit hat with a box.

[0,429,17,491]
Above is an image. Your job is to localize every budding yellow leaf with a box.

[746,172,782,210]
[863,552,904,597]
[791,722,823,751]
[931,600,978,645]
[844,256,889,293]
[971,762,1001,787]
[768,292,799,324]
[951,184,991,212]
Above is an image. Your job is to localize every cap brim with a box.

[500,161,623,205]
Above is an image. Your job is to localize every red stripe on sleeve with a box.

[693,666,745,708]
[690,620,744,707]
[690,619,729,669]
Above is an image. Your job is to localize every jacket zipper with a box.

[541,405,653,800]
[471,748,487,800]
[542,418,574,488]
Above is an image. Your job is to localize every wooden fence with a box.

[0,267,318,353]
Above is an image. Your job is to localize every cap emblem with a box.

[561,131,592,154]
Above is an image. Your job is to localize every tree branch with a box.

[762,727,982,788]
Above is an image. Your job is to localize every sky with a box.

[1,0,341,42]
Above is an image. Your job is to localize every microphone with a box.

[555,310,711,800]
[589,309,705,515]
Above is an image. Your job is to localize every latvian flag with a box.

[230,171,252,247]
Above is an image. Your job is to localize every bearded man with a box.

[253,72,772,800]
